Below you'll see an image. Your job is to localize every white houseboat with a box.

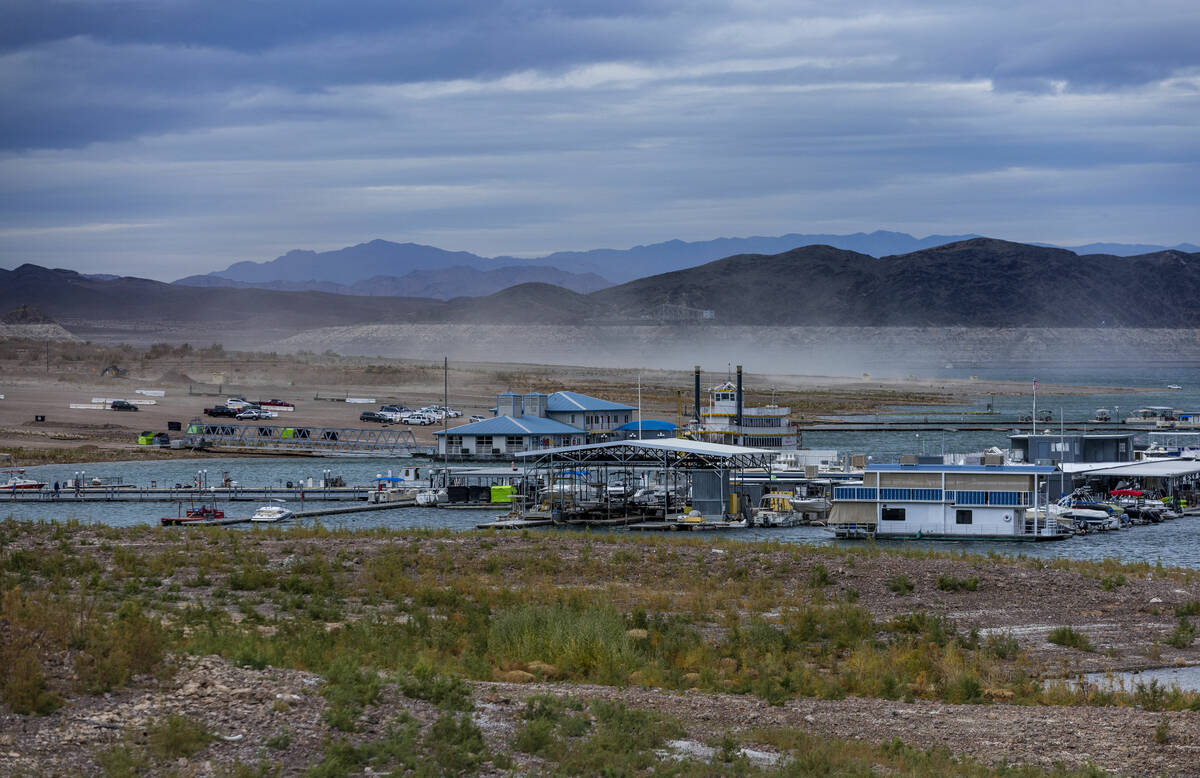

[827,463,1068,541]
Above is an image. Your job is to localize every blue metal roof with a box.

[435,415,583,436]
[614,419,676,431]
[867,464,1057,474]
[546,391,634,412]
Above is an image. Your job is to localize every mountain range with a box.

[7,238,1200,337]
[175,231,1200,296]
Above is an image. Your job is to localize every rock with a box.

[526,661,560,678]
[495,670,535,683]
[1150,597,1163,603]
[718,657,738,674]
[627,628,649,640]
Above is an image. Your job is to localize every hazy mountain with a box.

[527,230,983,282]
[185,232,982,287]
[175,264,612,298]
[589,238,1200,327]
[179,232,1196,291]
[1053,242,1200,256]
[10,239,1200,337]
[0,264,442,329]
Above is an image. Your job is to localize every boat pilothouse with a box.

[687,366,800,450]
[827,463,1068,541]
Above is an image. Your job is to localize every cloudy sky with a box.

[1,0,1197,279]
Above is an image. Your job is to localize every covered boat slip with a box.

[511,439,777,526]
[1060,459,1200,506]
[828,464,1065,541]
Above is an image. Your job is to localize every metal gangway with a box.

[185,418,422,455]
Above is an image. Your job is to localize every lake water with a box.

[6,370,1200,568]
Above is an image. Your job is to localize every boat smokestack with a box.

[693,365,701,423]
[736,365,743,427]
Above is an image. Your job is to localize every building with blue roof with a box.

[435,413,587,459]
[438,389,640,458]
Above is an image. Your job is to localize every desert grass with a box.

[2,519,1199,727]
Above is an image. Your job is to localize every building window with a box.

[505,435,523,450]
[881,507,905,521]
[445,435,462,454]
[956,509,973,525]
[476,436,492,451]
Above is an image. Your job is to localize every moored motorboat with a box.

[251,505,293,523]
[2,470,46,490]
[161,503,226,525]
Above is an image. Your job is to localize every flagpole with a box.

[1032,378,1037,441]
[637,374,642,439]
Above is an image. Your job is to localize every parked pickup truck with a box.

[204,406,239,418]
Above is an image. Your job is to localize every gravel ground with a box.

[2,523,1199,775]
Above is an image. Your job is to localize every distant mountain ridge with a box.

[176,264,612,299]
[9,239,1200,336]
[178,232,1198,293]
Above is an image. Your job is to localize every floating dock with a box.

[628,520,745,532]
[0,486,375,503]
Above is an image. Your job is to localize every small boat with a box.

[251,505,293,523]
[752,492,805,528]
[2,469,46,490]
[416,489,448,506]
[161,503,226,526]
[1168,385,1183,390]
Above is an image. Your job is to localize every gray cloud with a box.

[0,1,1197,278]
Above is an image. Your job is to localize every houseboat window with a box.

[956,509,973,525]
[881,507,905,521]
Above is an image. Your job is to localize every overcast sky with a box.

[1,0,1197,279]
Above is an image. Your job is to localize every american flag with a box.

[1033,379,1038,391]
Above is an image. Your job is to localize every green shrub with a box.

[808,563,832,587]
[487,604,635,679]
[887,575,914,595]
[399,666,473,711]
[1175,600,1200,617]
[426,713,488,775]
[145,714,212,761]
[1164,616,1197,649]
[0,643,62,715]
[1155,715,1171,744]
[74,600,167,694]
[1048,626,1094,652]
[514,717,557,756]
[984,632,1021,660]
[95,743,150,778]
[937,575,979,592]
[1099,574,1126,591]
[321,656,381,732]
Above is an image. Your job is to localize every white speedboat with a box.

[251,505,293,523]
[2,470,46,490]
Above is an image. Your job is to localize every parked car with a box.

[225,397,252,409]
[403,413,434,425]
[468,415,486,423]
[204,406,238,418]
[111,400,138,411]
[236,408,277,420]
[359,411,388,423]
[260,398,294,408]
